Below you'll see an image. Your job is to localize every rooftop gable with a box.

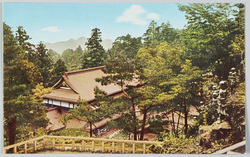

[45,66,139,103]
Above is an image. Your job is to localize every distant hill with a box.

[45,37,113,54]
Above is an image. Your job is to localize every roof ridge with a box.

[65,66,105,75]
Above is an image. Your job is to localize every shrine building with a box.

[43,66,139,109]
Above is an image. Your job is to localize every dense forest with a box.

[3,3,245,154]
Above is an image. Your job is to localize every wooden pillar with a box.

[132,143,135,154]
[102,141,104,153]
[92,141,95,152]
[43,138,45,150]
[52,138,55,151]
[81,140,85,152]
[34,140,37,152]
[14,146,17,154]
[72,139,75,151]
[122,143,125,153]
[112,142,115,153]
[62,139,65,151]
[24,143,27,154]
[143,143,146,154]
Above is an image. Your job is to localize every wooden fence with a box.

[3,135,163,154]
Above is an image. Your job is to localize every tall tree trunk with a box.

[183,97,188,134]
[89,122,93,137]
[140,106,147,140]
[121,80,137,140]
[8,117,16,146]
[131,99,137,140]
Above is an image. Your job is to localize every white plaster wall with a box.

[43,99,48,104]
[53,100,60,106]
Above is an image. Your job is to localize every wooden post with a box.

[132,143,135,154]
[81,140,85,152]
[122,143,125,153]
[24,143,27,154]
[112,142,115,153]
[43,137,45,150]
[72,139,75,151]
[62,139,65,151]
[14,146,17,154]
[34,140,37,152]
[52,138,55,151]
[143,143,146,154]
[92,141,95,152]
[102,141,104,153]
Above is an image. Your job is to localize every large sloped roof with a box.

[44,66,139,103]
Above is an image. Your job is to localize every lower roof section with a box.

[44,88,80,103]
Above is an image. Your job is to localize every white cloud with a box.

[146,13,160,20]
[41,26,62,32]
[117,5,147,25]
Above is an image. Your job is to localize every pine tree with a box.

[82,28,106,68]
[34,42,53,87]
[3,23,48,146]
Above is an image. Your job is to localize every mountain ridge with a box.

[45,37,113,54]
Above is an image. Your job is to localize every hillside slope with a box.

[45,37,113,54]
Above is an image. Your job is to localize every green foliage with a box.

[178,3,244,79]
[149,131,201,154]
[226,82,245,143]
[63,94,111,137]
[147,117,169,133]
[137,42,202,135]
[15,26,34,60]
[34,42,53,87]
[82,28,106,68]
[151,129,235,154]
[48,128,89,137]
[31,83,52,99]
[51,59,67,84]
[96,51,136,88]
[3,23,18,65]
[61,48,74,70]
[62,100,96,137]
[47,49,60,64]
[143,20,180,46]
[96,50,142,140]
[136,42,185,82]
[3,23,49,146]
[106,111,135,138]
[61,46,84,71]
[110,34,142,59]
[71,45,84,70]
[230,34,244,58]
[171,59,201,96]
[229,33,245,79]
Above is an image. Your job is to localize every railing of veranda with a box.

[3,135,163,154]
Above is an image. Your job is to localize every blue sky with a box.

[3,3,188,44]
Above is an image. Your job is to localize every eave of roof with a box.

[43,88,80,103]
